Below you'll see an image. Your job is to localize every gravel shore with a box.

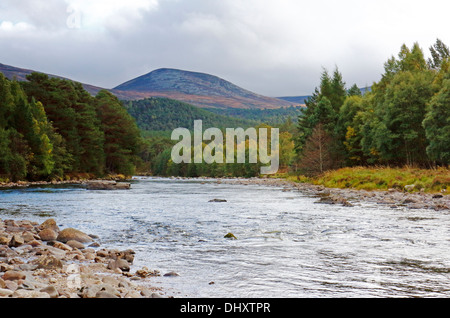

[0,218,171,298]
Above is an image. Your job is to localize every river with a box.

[1,177,450,298]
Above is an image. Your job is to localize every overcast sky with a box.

[1,0,449,97]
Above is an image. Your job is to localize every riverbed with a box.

[1,177,450,298]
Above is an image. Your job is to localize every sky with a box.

[1,0,449,97]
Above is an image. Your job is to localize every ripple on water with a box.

[2,178,450,298]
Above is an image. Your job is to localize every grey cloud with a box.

[0,0,449,97]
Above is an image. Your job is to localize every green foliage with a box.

[95,90,142,176]
[207,106,304,126]
[0,72,143,182]
[125,97,257,132]
[313,167,450,193]
[423,79,450,164]
[295,40,450,174]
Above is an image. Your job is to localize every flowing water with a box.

[1,177,450,298]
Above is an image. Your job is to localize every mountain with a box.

[114,68,293,109]
[0,63,105,97]
[0,63,295,110]
[277,95,310,105]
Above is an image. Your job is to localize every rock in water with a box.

[56,228,93,243]
[224,233,237,240]
[85,180,130,190]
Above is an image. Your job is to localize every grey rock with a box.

[40,285,59,298]
[107,259,130,272]
[0,288,13,297]
[96,291,119,298]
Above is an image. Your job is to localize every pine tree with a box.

[95,90,142,176]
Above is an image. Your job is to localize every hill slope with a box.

[124,97,259,132]
[114,68,293,109]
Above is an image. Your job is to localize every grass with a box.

[279,166,450,194]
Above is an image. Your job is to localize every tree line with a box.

[0,72,142,182]
[295,39,450,176]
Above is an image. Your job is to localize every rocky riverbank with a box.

[220,177,450,211]
[0,218,171,298]
[0,179,131,191]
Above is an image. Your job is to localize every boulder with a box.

[39,219,60,232]
[56,228,93,244]
[34,255,63,270]
[0,235,10,245]
[66,240,85,249]
[107,259,130,272]
[38,228,58,241]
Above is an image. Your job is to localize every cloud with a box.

[0,0,449,96]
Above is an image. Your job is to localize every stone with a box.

[66,240,85,249]
[96,249,110,258]
[85,180,130,190]
[163,271,180,277]
[107,259,130,272]
[209,199,227,202]
[0,288,13,297]
[0,264,14,272]
[40,285,59,298]
[56,228,93,244]
[28,240,42,247]
[2,270,26,281]
[224,232,237,240]
[21,232,37,243]
[40,219,60,232]
[52,241,73,252]
[102,276,119,287]
[4,280,18,291]
[38,228,58,241]
[124,290,142,298]
[0,236,10,245]
[33,255,63,270]
[12,290,50,298]
[8,234,24,248]
[96,291,119,298]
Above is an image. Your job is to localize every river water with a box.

[1,177,450,298]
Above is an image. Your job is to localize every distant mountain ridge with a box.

[0,63,295,110]
[114,68,293,109]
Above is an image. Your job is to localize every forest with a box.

[295,39,450,177]
[0,73,142,182]
[144,39,450,179]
